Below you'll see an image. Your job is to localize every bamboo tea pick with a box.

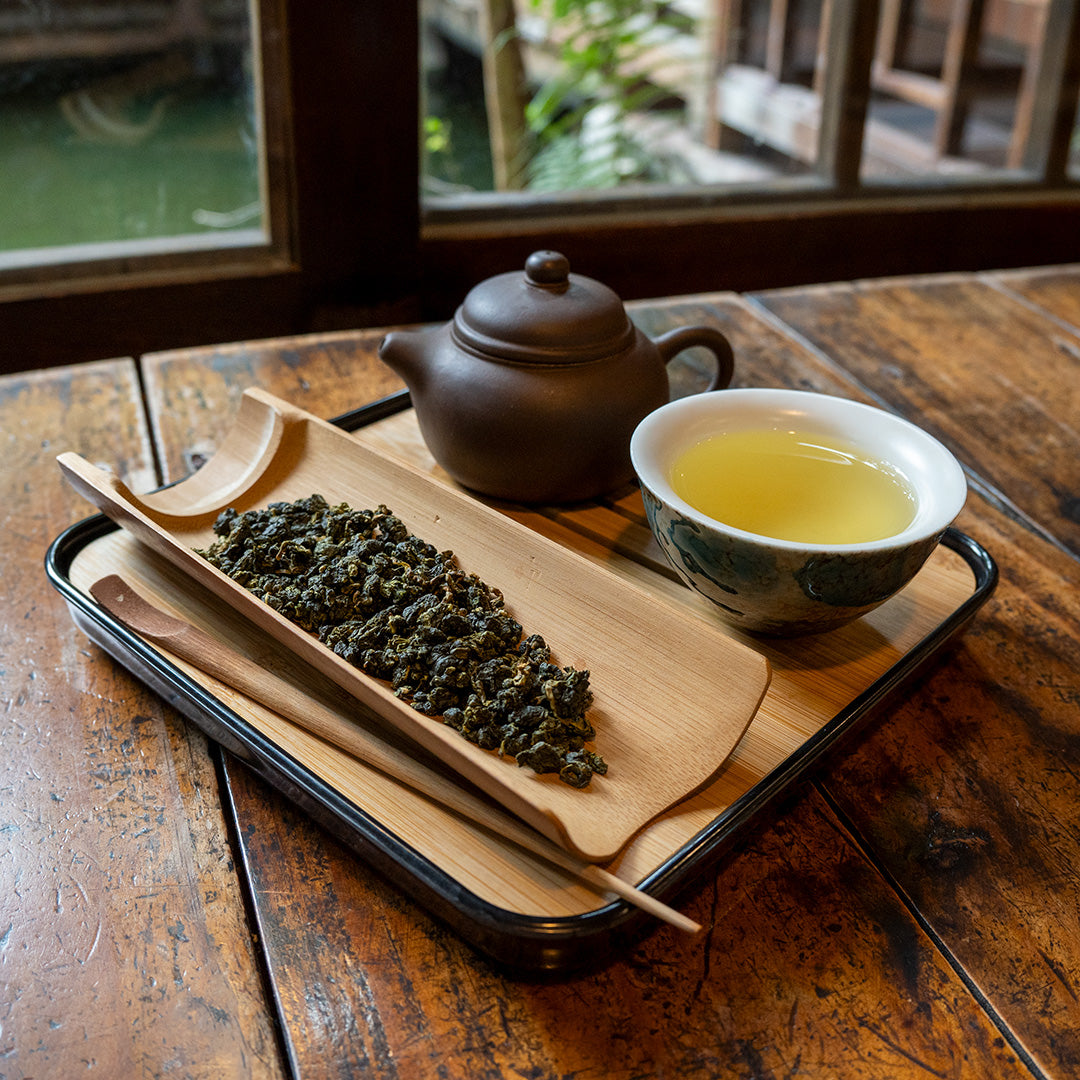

[90,575,701,935]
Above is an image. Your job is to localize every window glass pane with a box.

[863,0,1064,179]
[420,0,1078,203]
[420,0,816,202]
[0,0,264,269]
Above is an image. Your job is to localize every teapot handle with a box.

[654,326,734,392]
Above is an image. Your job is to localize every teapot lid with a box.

[452,250,635,365]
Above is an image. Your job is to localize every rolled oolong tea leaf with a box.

[195,494,607,787]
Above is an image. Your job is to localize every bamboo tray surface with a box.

[49,392,996,970]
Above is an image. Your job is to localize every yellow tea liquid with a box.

[670,428,916,544]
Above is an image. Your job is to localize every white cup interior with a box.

[630,389,967,551]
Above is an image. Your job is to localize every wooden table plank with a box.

[751,273,1080,559]
[1,363,284,1078]
[140,330,406,473]
[819,499,1080,1078]
[989,263,1080,329]
[228,758,1025,1080]
[752,272,1080,1077]
[136,298,1041,1078]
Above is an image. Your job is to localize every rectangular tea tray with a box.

[47,391,997,973]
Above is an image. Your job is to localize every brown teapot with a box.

[378,250,735,503]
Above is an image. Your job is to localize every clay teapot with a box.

[378,250,735,503]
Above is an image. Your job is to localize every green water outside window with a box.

[0,0,264,268]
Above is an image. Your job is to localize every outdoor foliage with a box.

[523,0,692,190]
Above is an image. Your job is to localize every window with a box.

[419,0,1080,307]
[2,0,1078,373]
[0,0,420,372]
[0,0,265,269]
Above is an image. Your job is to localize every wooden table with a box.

[5,264,1079,1078]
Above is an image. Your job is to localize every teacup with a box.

[630,389,967,636]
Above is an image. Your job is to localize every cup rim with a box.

[630,388,968,554]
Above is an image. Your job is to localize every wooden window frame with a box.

[2,0,1079,373]
[0,0,422,372]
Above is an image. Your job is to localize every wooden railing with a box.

[426,0,1080,201]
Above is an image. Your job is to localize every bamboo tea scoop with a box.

[90,574,701,935]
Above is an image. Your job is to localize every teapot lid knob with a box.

[525,250,571,289]
[453,248,634,364]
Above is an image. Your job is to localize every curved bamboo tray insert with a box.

[58,388,771,862]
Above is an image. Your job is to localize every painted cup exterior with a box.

[630,389,967,635]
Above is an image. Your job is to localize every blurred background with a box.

[2,0,1078,370]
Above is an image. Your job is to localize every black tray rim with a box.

[45,389,999,975]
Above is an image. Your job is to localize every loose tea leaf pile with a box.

[196,495,607,787]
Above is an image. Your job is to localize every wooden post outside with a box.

[934,0,988,157]
[478,0,530,190]
[1011,0,1080,177]
[816,0,880,187]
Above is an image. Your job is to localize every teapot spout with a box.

[378,329,428,389]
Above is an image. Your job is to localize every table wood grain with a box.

[754,265,1080,1079]
[0,363,284,1078]
[6,265,1078,1079]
